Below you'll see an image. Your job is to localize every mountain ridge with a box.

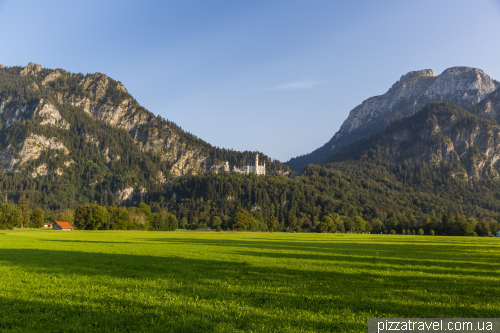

[286,66,500,172]
[0,62,289,209]
[0,62,289,176]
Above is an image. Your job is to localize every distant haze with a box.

[0,0,499,161]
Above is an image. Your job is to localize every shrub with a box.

[430,230,435,236]
[216,226,221,232]
[390,230,396,235]
[412,230,415,235]
[418,229,424,235]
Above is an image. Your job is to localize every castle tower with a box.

[255,154,259,174]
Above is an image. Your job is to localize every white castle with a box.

[223,154,265,176]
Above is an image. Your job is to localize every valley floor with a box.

[0,230,499,332]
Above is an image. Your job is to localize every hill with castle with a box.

[2,63,500,233]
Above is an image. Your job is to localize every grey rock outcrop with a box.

[20,62,43,76]
[0,134,69,171]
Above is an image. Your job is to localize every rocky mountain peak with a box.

[20,62,43,76]
[385,69,437,96]
[424,67,498,103]
[286,66,500,173]
[399,69,437,83]
[335,66,498,137]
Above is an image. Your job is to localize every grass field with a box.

[0,230,499,332]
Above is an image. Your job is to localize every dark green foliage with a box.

[318,216,336,233]
[88,202,109,230]
[230,209,253,231]
[74,205,90,230]
[266,212,279,231]
[30,208,44,228]
[0,203,22,229]
[149,209,178,231]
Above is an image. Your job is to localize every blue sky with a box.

[1,0,499,161]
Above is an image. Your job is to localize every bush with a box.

[411,230,415,235]
[216,226,221,232]
[430,230,435,236]
[390,230,396,235]
[418,229,424,235]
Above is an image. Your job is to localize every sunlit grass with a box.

[0,230,499,332]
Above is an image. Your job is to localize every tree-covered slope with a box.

[151,155,500,235]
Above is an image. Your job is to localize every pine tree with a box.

[18,195,30,229]
[266,212,279,232]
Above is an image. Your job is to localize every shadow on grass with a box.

[0,247,499,332]
[42,239,137,244]
[0,248,356,332]
[142,237,500,263]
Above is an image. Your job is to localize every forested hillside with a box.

[0,63,289,211]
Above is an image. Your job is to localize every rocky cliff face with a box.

[325,102,500,181]
[63,75,209,177]
[286,67,500,172]
[2,64,208,176]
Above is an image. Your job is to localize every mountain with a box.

[2,62,500,234]
[286,67,500,172]
[0,63,289,209]
[325,102,500,181]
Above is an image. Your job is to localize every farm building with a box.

[43,222,52,228]
[53,221,74,231]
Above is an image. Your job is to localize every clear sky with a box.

[1,0,499,162]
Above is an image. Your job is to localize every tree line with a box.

[2,194,497,238]
[0,195,177,231]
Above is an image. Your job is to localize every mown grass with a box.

[0,230,499,332]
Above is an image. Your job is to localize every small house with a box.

[53,221,74,231]
[43,222,53,228]
[497,230,500,237]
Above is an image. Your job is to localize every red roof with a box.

[55,221,74,229]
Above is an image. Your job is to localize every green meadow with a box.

[0,231,499,332]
